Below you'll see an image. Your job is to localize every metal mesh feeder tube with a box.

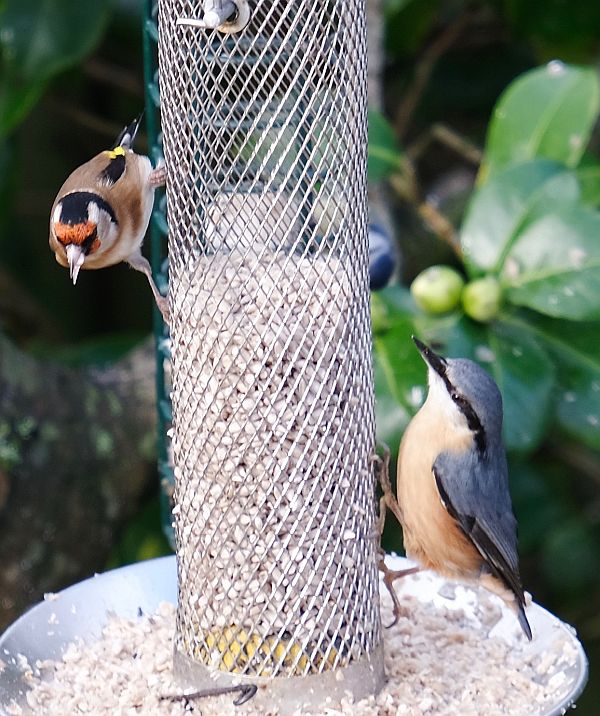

[158,0,384,709]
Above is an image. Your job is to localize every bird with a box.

[368,223,396,290]
[49,115,169,321]
[393,337,532,640]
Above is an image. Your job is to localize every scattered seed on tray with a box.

[8,570,581,716]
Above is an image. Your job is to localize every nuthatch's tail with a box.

[517,602,532,641]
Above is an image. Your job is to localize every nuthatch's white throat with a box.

[49,115,169,321]
[396,337,532,640]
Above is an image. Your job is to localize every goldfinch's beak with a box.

[66,244,85,285]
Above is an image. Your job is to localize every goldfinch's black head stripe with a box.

[99,153,126,186]
[58,191,118,225]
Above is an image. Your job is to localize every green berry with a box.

[462,276,502,322]
[410,265,465,315]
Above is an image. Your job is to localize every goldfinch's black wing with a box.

[97,114,144,187]
[99,153,126,186]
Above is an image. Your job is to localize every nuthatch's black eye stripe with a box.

[450,391,486,453]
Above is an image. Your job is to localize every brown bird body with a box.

[49,116,168,320]
[392,338,532,639]
[398,406,482,578]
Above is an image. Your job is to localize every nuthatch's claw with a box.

[378,555,420,628]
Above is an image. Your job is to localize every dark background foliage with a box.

[0,0,598,711]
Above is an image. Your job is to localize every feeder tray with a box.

[0,555,588,715]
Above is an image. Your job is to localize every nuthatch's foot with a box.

[373,444,421,627]
[378,554,420,628]
[373,444,404,528]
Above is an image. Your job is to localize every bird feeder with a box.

[157,0,384,709]
[0,3,591,716]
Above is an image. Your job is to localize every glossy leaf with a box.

[383,0,438,59]
[372,313,425,455]
[368,109,404,182]
[503,1,600,62]
[481,63,600,180]
[0,0,110,136]
[461,160,580,275]
[508,459,569,553]
[502,206,600,320]
[487,321,555,453]
[541,518,599,595]
[576,162,600,207]
[519,313,600,449]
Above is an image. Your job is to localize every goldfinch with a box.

[49,115,169,321]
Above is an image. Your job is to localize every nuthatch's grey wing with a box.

[432,448,525,603]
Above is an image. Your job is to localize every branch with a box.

[394,12,473,139]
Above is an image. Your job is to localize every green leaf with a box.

[541,518,599,595]
[576,162,600,207]
[372,313,425,453]
[461,160,580,275]
[481,63,600,180]
[368,109,403,182]
[487,322,555,453]
[383,0,438,59]
[0,0,110,136]
[508,459,570,553]
[501,206,600,320]
[515,313,600,449]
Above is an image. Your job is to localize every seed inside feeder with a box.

[170,244,380,677]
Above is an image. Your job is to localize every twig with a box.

[83,59,144,97]
[388,174,462,259]
[417,201,462,258]
[395,12,473,139]
[408,123,483,166]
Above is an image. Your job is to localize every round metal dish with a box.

[0,555,588,715]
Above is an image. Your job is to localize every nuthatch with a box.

[49,115,169,321]
[384,337,532,639]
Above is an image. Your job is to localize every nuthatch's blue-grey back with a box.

[397,337,532,640]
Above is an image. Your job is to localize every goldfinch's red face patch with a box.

[54,221,101,254]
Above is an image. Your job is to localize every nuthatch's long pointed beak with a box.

[66,244,85,285]
[412,336,447,377]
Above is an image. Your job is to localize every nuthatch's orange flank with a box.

[49,115,169,321]
[397,337,532,640]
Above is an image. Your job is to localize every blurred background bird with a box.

[49,115,168,321]
[368,222,396,290]
[394,337,532,640]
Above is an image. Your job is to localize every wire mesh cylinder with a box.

[158,0,383,708]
